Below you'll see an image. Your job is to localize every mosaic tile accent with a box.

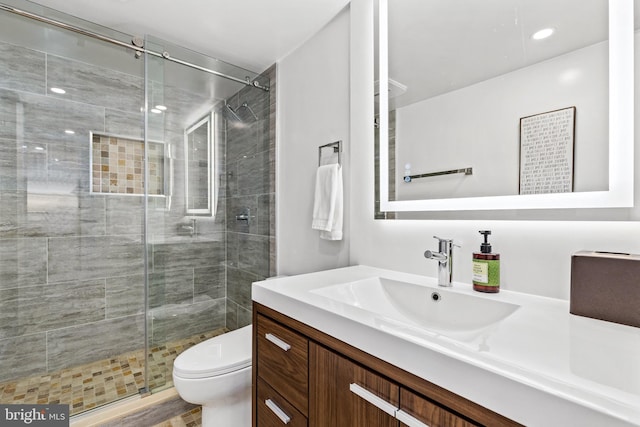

[91,133,165,196]
[0,328,225,417]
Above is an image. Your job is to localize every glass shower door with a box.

[143,35,273,392]
[0,1,147,414]
[144,36,232,392]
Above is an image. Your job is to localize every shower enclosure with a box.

[0,0,274,416]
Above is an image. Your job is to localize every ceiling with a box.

[28,0,351,73]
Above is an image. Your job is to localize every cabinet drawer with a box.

[257,377,308,427]
[257,314,309,415]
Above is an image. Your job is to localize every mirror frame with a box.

[378,0,634,212]
[184,112,215,216]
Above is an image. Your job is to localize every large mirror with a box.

[377,0,635,213]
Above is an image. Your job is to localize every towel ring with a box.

[318,140,341,166]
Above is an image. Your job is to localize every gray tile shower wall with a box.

[46,54,144,114]
[0,39,148,381]
[0,42,46,94]
[224,65,276,330]
[0,334,46,382]
[46,314,146,372]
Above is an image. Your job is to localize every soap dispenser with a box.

[472,230,500,293]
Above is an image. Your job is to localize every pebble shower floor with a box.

[0,329,225,420]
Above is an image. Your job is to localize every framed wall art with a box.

[519,107,576,195]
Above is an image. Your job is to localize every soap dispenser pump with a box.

[472,230,500,293]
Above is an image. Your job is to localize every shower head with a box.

[223,102,259,126]
[223,104,242,123]
[236,102,259,123]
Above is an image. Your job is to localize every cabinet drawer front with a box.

[257,376,308,426]
[310,342,398,426]
[400,388,480,427]
[257,314,309,415]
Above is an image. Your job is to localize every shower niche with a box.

[91,132,169,197]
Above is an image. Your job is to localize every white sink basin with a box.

[311,277,520,335]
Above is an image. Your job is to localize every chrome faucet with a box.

[424,236,456,287]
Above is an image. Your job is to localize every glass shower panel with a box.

[0,1,147,415]
[144,35,273,392]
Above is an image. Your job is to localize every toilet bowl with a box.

[173,325,252,427]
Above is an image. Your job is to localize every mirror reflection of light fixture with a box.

[377,0,634,212]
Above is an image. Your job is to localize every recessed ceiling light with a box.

[64,129,75,134]
[50,87,66,94]
[154,105,167,111]
[531,28,555,41]
[150,108,162,114]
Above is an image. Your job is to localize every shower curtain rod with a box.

[0,3,269,91]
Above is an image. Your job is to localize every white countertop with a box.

[252,265,640,427]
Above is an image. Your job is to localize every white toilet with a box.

[173,325,252,427]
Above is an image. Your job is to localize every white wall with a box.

[276,6,351,276]
[396,42,608,200]
[278,0,640,301]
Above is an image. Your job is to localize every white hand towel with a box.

[312,164,343,240]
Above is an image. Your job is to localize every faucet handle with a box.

[433,236,460,247]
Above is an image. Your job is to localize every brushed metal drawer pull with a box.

[349,383,397,417]
[396,409,430,427]
[265,333,291,351]
[265,398,291,424]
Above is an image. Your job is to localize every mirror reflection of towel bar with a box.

[404,167,472,183]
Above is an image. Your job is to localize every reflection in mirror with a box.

[185,113,214,215]
[377,0,635,213]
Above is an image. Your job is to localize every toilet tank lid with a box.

[173,325,252,379]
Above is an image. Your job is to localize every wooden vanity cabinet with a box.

[311,343,478,427]
[253,303,521,427]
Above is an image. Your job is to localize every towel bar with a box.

[404,167,472,183]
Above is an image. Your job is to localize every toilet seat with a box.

[173,325,252,379]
